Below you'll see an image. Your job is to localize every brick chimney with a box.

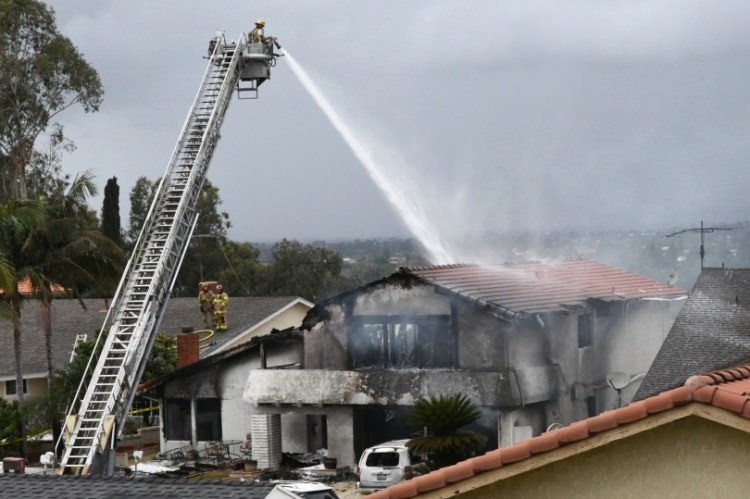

[176,333,200,368]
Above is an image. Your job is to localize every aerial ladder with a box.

[57,30,281,475]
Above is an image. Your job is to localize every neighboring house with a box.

[0,296,311,402]
[243,259,686,469]
[366,364,750,499]
[635,267,750,400]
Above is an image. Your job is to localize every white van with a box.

[356,439,417,489]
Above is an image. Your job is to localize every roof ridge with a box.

[368,361,750,499]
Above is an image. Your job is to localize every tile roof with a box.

[402,259,686,319]
[0,276,66,296]
[366,363,750,499]
[0,296,305,379]
[635,267,750,400]
[0,474,274,499]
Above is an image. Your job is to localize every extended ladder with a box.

[58,33,248,475]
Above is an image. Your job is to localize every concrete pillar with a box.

[251,414,281,470]
[327,408,355,469]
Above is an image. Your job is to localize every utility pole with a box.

[666,220,732,269]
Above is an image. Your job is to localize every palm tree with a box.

[0,197,48,455]
[21,172,122,447]
[24,171,122,384]
[0,198,48,402]
[0,172,123,454]
[407,393,487,468]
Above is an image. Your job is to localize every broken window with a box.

[165,398,191,441]
[349,315,454,369]
[196,398,222,441]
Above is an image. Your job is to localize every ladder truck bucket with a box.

[238,39,280,99]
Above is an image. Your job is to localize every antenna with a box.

[666,220,733,270]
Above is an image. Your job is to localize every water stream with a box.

[283,50,454,265]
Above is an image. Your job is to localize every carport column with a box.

[251,413,282,470]
[191,399,198,447]
[499,411,517,448]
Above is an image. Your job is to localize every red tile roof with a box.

[0,276,66,296]
[367,363,750,499]
[404,259,686,318]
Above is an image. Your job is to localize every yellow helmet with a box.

[255,19,265,27]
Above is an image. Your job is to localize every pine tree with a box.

[101,176,122,246]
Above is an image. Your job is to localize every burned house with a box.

[244,259,687,469]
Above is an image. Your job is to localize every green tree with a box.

[0,0,103,200]
[24,171,122,382]
[24,124,76,202]
[0,174,122,455]
[173,179,231,295]
[0,198,47,397]
[126,176,155,245]
[214,241,263,296]
[129,177,238,295]
[100,176,122,247]
[407,394,487,468]
[0,196,47,456]
[261,239,345,301]
[0,397,21,454]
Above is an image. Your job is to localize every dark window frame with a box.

[348,314,455,369]
[165,398,191,441]
[195,398,222,442]
[5,379,27,396]
[578,313,593,348]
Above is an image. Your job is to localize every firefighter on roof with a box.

[198,285,215,327]
[212,284,229,331]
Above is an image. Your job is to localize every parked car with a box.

[356,439,420,489]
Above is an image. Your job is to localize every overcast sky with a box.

[44,1,750,258]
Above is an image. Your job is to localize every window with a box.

[196,398,222,441]
[349,315,454,369]
[165,398,191,441]
[586,396,597,417]
[578,313,593,348]
[5,379,27,396]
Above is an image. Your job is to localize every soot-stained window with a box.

[165,398,191,441]
[196,398,222,441]
[349,315,454,368]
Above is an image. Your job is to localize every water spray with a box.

[282,49,455,264]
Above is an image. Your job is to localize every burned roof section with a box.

[302,258,686,328]
[635,267,750,400]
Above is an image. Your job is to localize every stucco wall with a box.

[455,302,508,371]
[594,300,672,409]
[160,337,304,453]
[458,416,750,498]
